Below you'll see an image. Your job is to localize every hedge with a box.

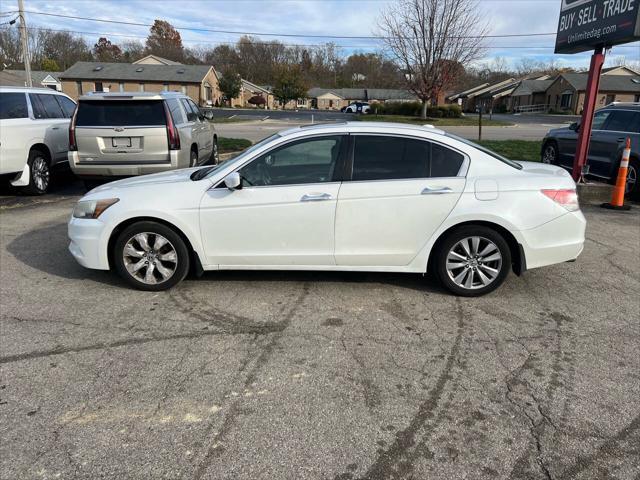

[370,101,462,118]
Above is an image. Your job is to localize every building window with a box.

[119,82,125,92]
[163,83,169,92]
[605,94,616,105]
[181,85,187,95]
[635,94,640,102]
[139,83,144,92]
[560,91,573,109]
[76,81,83,95]
[94,82,103,92]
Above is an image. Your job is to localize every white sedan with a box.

[68,122,586,296]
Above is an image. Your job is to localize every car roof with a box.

[602,102,640,111]
[78,91,187,101]
[278,121,446,137]
[0,86,65,94]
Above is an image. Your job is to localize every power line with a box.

[23,10,559,40]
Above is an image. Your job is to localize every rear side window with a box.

[75,100,166,127]
[30,94,65,119]
[165,98,185,124]
[0,92,28,119]
[604,110,640,133]
[55,95,76,118]
[352,136,464,181]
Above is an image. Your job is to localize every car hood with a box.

[88,167,210,194]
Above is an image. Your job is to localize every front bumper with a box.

[68,217,111,270]
[519,209,586,270]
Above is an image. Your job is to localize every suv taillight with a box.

[163,101,180,150]
[68,107,78,151]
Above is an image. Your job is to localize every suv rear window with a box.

[0,92,28,119]
[75,100,166,127]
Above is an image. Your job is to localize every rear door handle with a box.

[421,186,452,195]
[51,126,60,130]
[301,193,332,202]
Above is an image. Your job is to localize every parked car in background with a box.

[541,103,640,198]
[342,102,371,114]
[68,122,585,296]
[69,92,218,187]
[0,87,76,194]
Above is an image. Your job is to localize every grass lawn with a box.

[478,140,542,162]
[355,114,511,127]
[218,137,252,153]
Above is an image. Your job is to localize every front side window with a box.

[0,92,28,119]
[352,135,465,181]
[238,135,344,187]
[54,95,76,118]
[592,110,611,130]
[603,110,640,132]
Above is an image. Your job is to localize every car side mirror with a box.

[569,122,579,131]
[223,172,242,190]
[203,110,214,120]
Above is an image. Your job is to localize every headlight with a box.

[73,198,119,219]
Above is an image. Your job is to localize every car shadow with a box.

[7,221,443,293]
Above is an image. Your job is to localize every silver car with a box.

[68,92,218,183]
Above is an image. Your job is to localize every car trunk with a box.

[74,100,169,164]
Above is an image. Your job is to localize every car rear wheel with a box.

[189,149,198,168]
[435,226,511,297]
[22,149,50,195]
[541,141,558,164]
[113,221,190,291]
[626,157,638,199]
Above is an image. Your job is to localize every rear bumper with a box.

[69,150,183,177]
[518,210,586,270]
[68,217,110,270]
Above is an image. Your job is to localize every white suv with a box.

[0,87,76,194]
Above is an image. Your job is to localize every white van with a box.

[0,87,76,194]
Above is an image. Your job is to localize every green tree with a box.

[145,20,184,61]
[272,65,307,109]
[40,58,60,71]
[218,70,242,106]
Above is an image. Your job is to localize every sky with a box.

[1,0,639,71]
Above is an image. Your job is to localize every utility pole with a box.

[18,0,32,87]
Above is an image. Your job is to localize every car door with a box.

[335,135,466,267]
[187,98,212,156]
[589,110,640,178]
[180,98,206,158]
[556,110,610,168]
[199,135,347,266]
[29,93,70,160]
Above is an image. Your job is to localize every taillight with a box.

[541,189,579,211]
[163,101,180,150]
[68,107,78,151]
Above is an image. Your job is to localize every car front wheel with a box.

[541,141,558,164]
[209,137,219,164]
[113,221,190,291]
[626,157,638,199]
[435,226,511,297]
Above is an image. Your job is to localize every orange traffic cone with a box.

[602,138,632,211]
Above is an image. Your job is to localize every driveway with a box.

[1,181,638,480]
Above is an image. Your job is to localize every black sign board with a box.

[555,0,640,53]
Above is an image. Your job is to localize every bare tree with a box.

[379,0,488,118]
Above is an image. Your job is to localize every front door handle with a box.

[51,126,60,130]
[421,186,452,195]
[301,193,332,202]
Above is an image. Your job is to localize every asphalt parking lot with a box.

[1,181,639,480]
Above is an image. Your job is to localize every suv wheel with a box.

[541,141,558,164]
[626,157,638,199]
[22,149,50,195]
[113,221,190,291]
[189,149,198,168]
[434,226,511,297]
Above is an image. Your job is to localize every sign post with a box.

[554,0,640,182]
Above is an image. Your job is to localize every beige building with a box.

[59,60,221,106]
[230,79,275,109]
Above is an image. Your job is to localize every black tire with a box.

[83,179,104,191]
[209,137,219,165]
[541,141,559,165]
[626,157,639,200]
[189,149,198,168]
[434,225,511,297]
[21,149,50,195]
[113,221,190,291]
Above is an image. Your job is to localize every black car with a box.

[541,103,640,198]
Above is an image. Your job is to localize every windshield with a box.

[445,133,523,170]
[191,133,281,181]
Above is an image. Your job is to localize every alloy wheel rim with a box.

[32,157,49,192]
[123,232,178,285]
[446,236,502,290]
[626,165,636,194]
[542,146,555,164]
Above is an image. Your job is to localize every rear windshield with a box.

[76,100,166,127]
[0,92,28,119]
[445,133,522,170]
